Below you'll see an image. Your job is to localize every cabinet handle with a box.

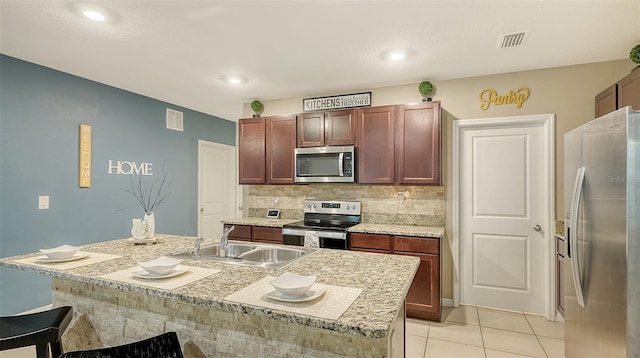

[533,225,541,231]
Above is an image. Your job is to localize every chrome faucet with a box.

[192,237,204,258]
[220,225,235,258]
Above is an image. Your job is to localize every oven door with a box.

[282,228,348,250]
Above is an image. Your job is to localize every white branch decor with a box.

[124,172,170,215]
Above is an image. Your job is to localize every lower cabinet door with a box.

[397,252,441,321]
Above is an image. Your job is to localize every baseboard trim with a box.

[441,298,454,307]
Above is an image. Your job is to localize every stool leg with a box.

[35,342,50,358]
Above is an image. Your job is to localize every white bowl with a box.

[270,272,317,297]
[39,245,81,260]
[138,256,182,275]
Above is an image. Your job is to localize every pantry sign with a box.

[479,87,530,111]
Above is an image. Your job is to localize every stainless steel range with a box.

[282,200,361,250]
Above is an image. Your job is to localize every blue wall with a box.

[0,55,236,315]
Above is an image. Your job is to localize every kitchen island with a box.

[0,235,419,357]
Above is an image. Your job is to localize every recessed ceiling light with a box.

[382,48,413,62]
[388,52,406,61]
[221,75,248,85]
[83,10,106,22]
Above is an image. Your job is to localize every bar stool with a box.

[0,306,73,358]
[60,332,183,358]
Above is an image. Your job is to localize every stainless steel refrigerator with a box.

[564,106,639,358]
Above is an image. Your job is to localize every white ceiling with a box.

[1,1,639,121]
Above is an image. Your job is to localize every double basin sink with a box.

[169,242,316,269]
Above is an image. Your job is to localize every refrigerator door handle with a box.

[569,166,586,308]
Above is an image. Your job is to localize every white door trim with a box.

[452,113,555,320]
[197,140,241,238]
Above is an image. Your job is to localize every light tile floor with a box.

[406,305,565,358]
[1,305,565,358]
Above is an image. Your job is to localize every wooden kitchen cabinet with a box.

[238,117,266,184]
[238,115,295,184]
[224,224,252,242]
[356,106,396,184]
[617,68,640,110]
[297,109,356,147]
[394,236,441,321]
[348,233,442,321]
[594,67,640,118]
[266,115,296,184]
[397,102,441,185]
[595,85,617,118]
[252,226,283,244]
[349,233,393,253]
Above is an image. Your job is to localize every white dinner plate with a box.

[265,284,326,303]
[131,265,189,280]
[35,252,90,263]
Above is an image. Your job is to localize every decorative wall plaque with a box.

[479,88,530,110]
[303,92,371,112]
[79,124,92,188]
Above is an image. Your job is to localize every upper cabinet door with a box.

[397,102,442,185]
[297,112,325,147]
[357,106,396,184]
[266,115,296,184]
[238,117,265,184]
[595,84,618,118]
[617,69,640,110]
[325,109,356,146]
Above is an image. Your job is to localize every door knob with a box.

[200,208,204,214]
[533,225,541,231]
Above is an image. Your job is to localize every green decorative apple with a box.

[630,44,640,65]
[250,100,263,117]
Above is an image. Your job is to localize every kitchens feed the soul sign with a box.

[303,92,371,112]
[479,87,530,111]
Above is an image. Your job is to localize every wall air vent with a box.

[166,108,184,131]
[497,30,530,49]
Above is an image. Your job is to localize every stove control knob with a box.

[352,205,358,210]
[346,205,351,210]
[313,203,317,208]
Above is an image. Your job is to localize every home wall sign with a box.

[303,92,371,112]
[479,87,530,111]
[107,160,153,176]
[79,124,92,188]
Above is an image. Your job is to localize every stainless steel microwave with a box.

[294,146,355,183]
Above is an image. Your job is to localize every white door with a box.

[457,115,553,315]
[198,140,238,241]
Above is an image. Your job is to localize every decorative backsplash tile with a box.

[247,184,445,227]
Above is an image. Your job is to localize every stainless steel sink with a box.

[199,243,257,257]
[239,247,309,268]
[168,241,316,269]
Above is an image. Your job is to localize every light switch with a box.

[38,196,49,210]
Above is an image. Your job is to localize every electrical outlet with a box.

[397,193,405,202]
[38,195,49,210]
[274,197,279,204]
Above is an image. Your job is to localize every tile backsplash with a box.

[247,184,445,227]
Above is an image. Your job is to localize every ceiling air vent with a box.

[166,108,184,132]
[497,30,529,49]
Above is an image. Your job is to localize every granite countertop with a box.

[222,217,300,227]
[0,235,418,339]
[348,223,445,239]
[222,217,445,239]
